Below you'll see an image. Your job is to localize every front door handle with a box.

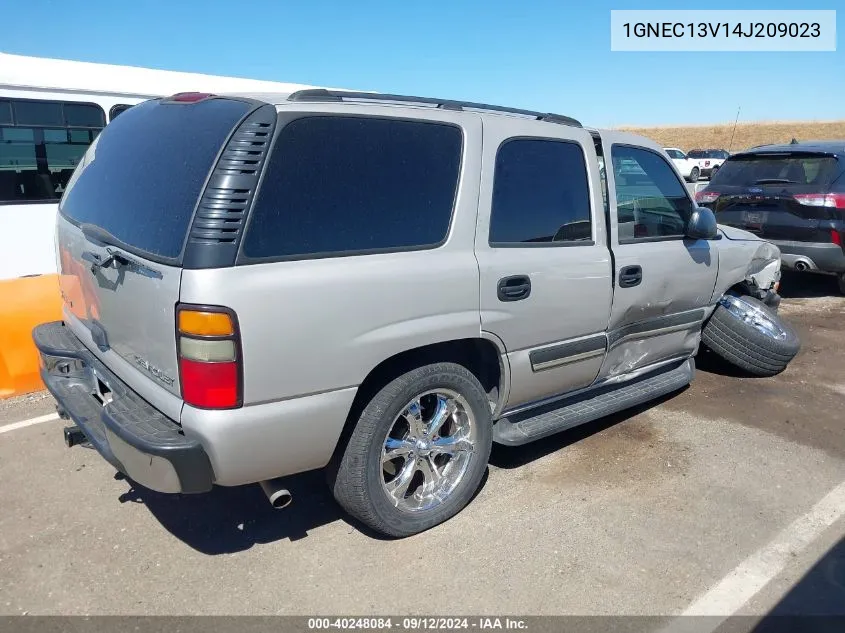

[618,265,642,288]
[497,275,531,302]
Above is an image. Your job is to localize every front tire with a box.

[331,363,492,538]
[702,295,800,377]
[688,167,700,183]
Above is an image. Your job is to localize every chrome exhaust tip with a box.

[259,479,292,510]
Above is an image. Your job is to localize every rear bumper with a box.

[774,241,845,273]
[32,321,213,494]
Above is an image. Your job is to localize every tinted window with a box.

[0,99,106,203]
[61,97,250,258]
[109,104,133,121]
[666,149,685,159]
[64,103,106,127]
[831,163,845,193]
[690,150,729,159]
[489,139,592,244]
[13,101,63,127]
[0,101,11,125]
[243,116,462,259]
[612,145,692,241]
[710,153,840,187]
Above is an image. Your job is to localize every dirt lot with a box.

[0,271,843,618]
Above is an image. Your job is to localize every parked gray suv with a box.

[34,90,799,537]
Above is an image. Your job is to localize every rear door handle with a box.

[618,265,642,288]
[497,275,531,302]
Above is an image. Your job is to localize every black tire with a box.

[702,295,800,377]
[689,167,700,183]
[838,273,845,296]
[330,362,492,538]
[710,166,719,180]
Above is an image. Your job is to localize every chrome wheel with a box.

[720,295,787,340]
[381,389,476,513]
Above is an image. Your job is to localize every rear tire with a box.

[838,273,845,296]
[702,295,800,377]
[689,167,700,183]
[709,166,719,180]
[330,362,492,538]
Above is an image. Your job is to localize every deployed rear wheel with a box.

[331,363,492,538]
[702,295,800,377]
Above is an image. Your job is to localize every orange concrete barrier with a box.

[0,274,62,398]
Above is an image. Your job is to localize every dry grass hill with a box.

[617,120,845,153]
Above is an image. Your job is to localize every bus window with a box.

[0,101,11,125]
[109,104,133,121]
[0,98,105,203]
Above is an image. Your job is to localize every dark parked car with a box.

[695,141,845,294]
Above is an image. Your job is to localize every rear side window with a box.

[711,153,841,187]
[61,97,250,259]
[242,116,462,259]
[489,138,592,245]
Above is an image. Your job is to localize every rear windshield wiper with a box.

[752,178,797,185]
[80,223,162,279]
[81,223,128,249]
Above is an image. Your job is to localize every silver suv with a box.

[34,90,799,537]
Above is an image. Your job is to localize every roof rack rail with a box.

[287,89,582,128]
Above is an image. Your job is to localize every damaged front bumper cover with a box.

[32,321,213,494]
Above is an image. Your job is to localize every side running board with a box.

[493,358,694,446]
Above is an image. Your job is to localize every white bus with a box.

[0,52,323,280]
[0,52,323,396]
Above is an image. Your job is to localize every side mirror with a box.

[686,206,718,240]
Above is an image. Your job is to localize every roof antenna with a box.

[790,137,799,144]
[728,106,741,153]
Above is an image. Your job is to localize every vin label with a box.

[610,10,836,51]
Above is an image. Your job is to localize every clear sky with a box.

[3,0,843,127]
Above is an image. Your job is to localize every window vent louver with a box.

[183,104,277,268]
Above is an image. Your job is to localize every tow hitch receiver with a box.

[63,426,87,448]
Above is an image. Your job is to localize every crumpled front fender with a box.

[746,241,782,291]
[710,228,782,303]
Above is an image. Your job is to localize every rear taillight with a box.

[169,92,216,103]
[695,190,720,204]
[832,229,842,247]
[177,305,241,409]
[793,193,845,209]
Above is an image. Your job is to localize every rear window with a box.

[60,97,250,259]
[242,116,462,260]
[711,153,840,188]
[688,150,727,159]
